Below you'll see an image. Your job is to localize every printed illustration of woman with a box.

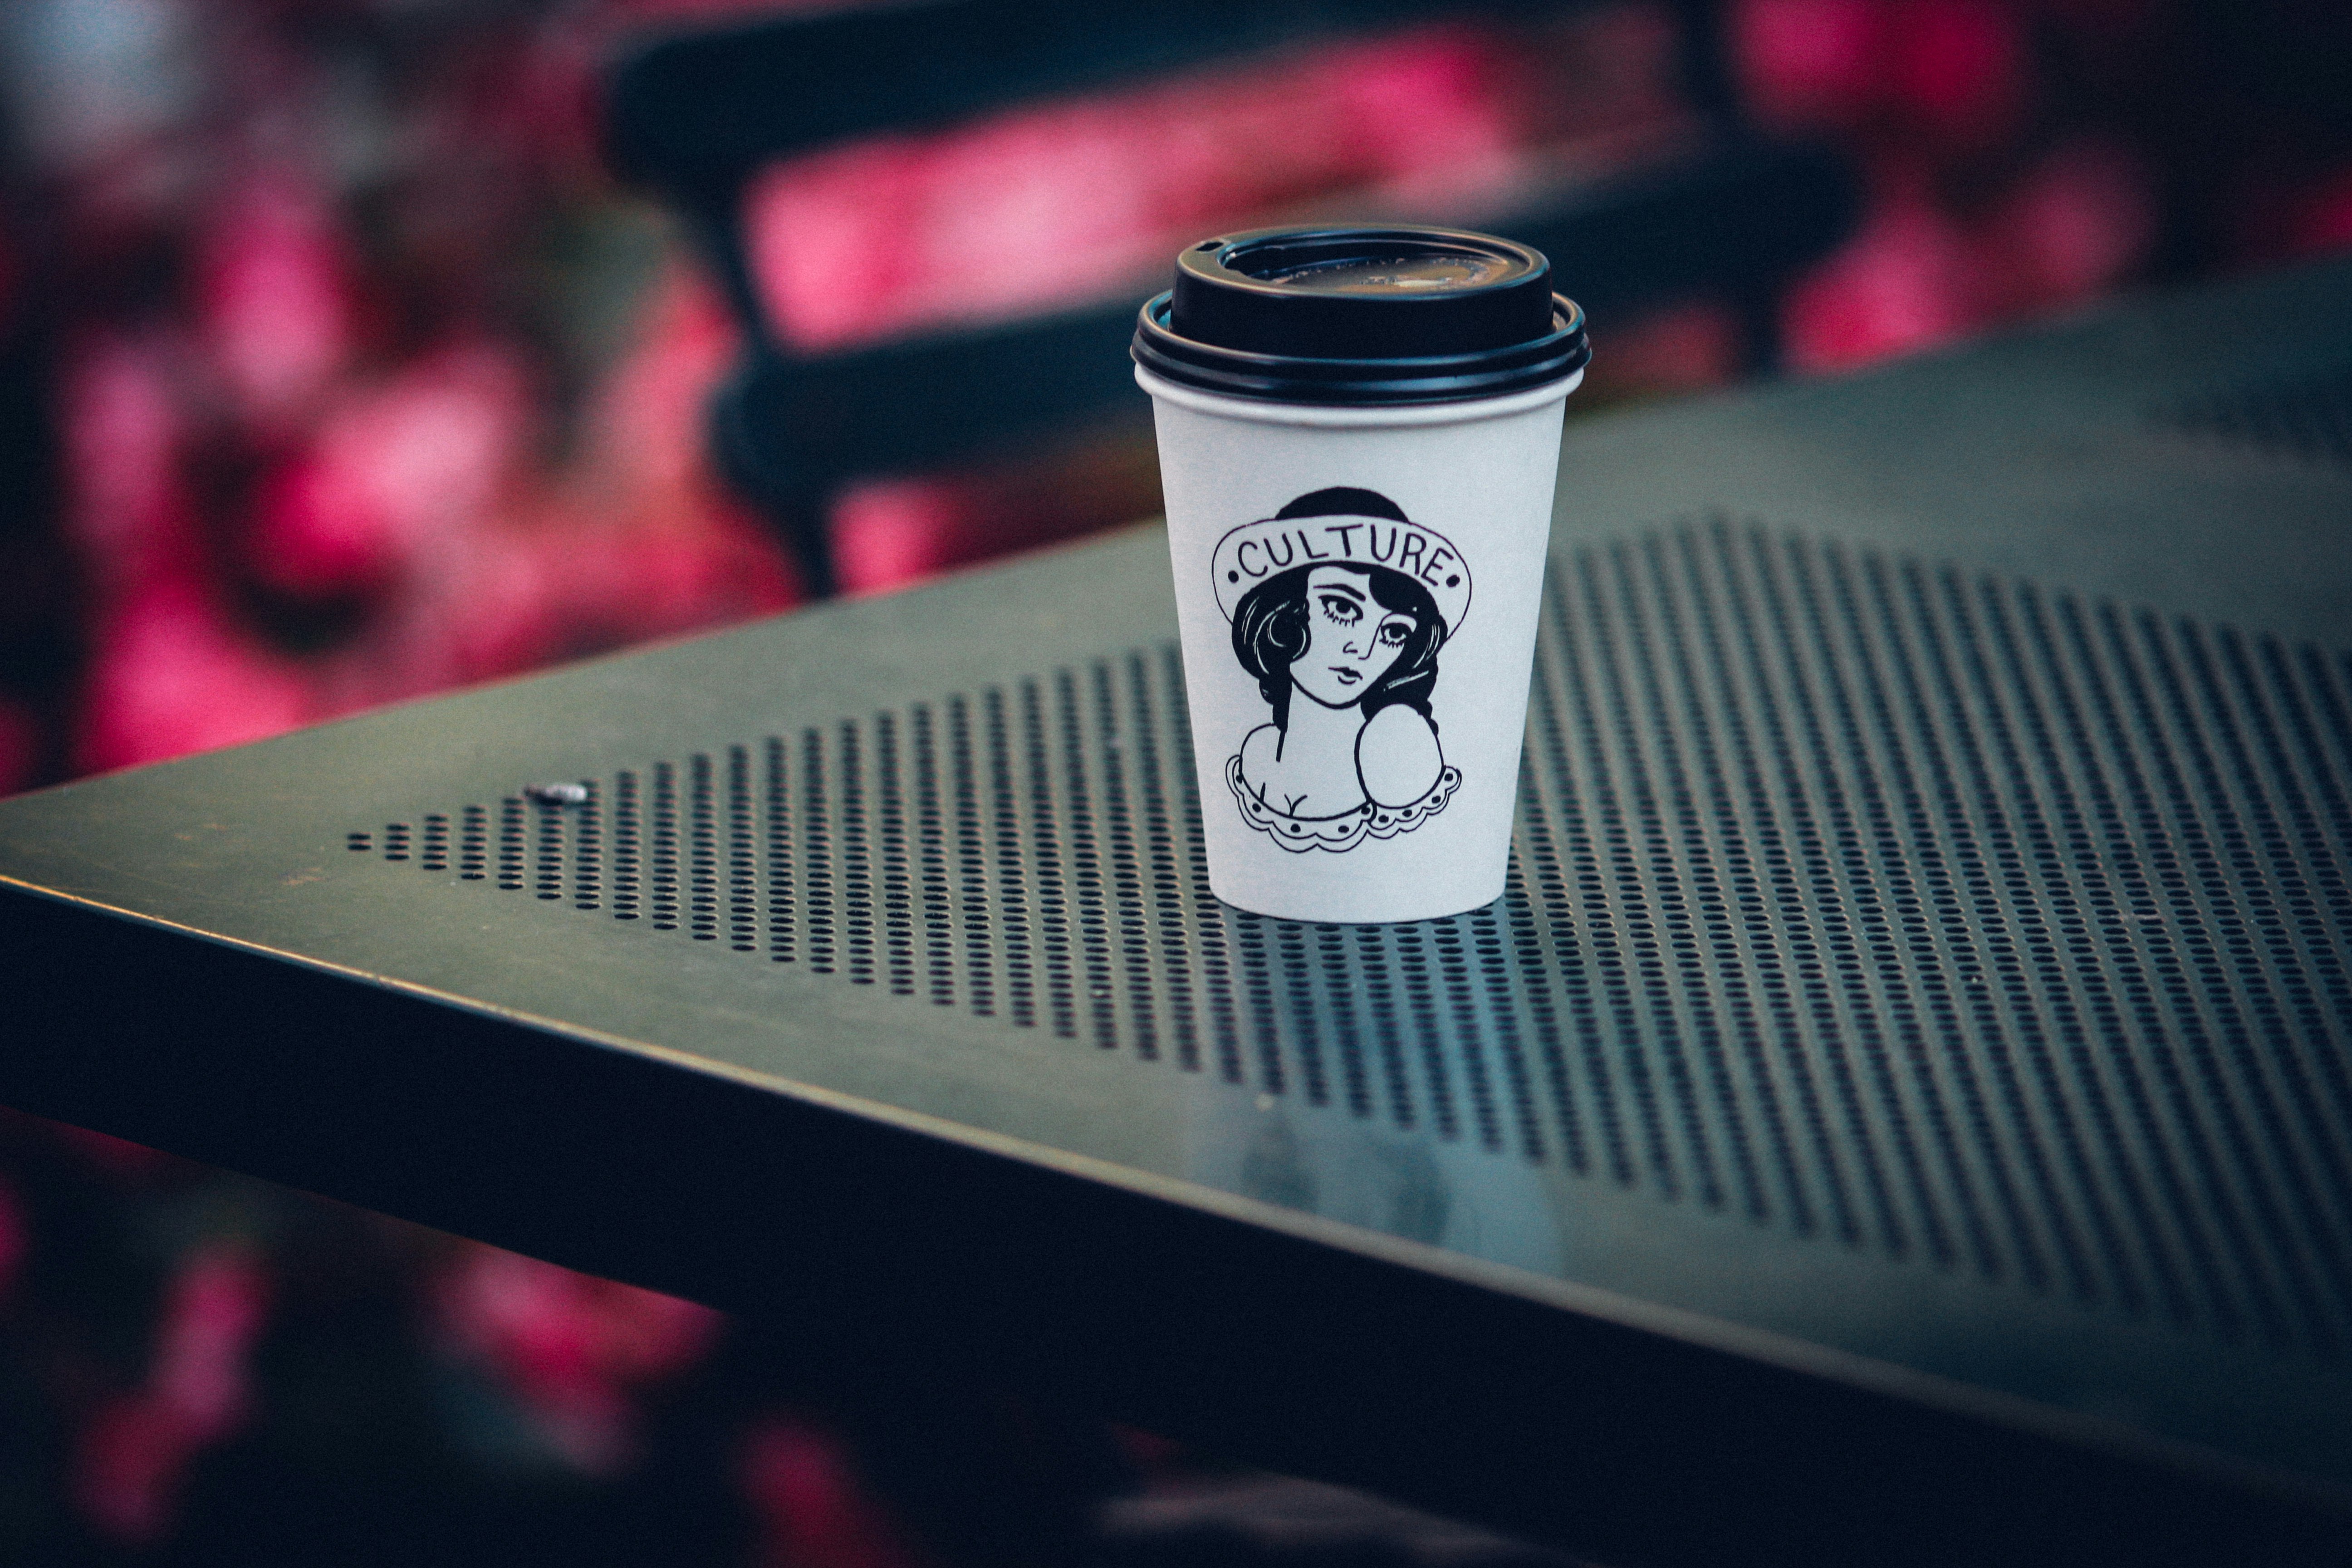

[1217,487,1467,852]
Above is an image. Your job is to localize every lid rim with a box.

[1132,291,1591,407]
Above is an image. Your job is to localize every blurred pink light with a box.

[1784,171,1977,372]
[2286,167,2352,260]
[61,331,201,602]
[74,1243,273,1546]
[1889,0,2029,152]
[1730,0,1889,131]
[435,1243,723,1475]
[1987,135,2156,311]
[76,578,315,775]
[830,479,971,597]
[740,1415,926,1568]
[192,169,360,431]
[746,25,1519,353]
[248,338,534,602]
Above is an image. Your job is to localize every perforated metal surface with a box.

[357,519,2352,1360]
[2162,363,2352,470]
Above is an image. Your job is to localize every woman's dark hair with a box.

[1232,563,1445,733]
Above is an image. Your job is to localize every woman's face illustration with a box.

[1291,565,1416,709]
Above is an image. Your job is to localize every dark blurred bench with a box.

[605,0,1856,593]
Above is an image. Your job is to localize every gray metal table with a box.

[5,258,2352,1567]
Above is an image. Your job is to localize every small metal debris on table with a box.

[524,782,589,805]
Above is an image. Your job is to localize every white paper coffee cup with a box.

[1132,227,1588,923]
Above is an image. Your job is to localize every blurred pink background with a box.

[3,0,2348,797]
[2,0,2344,804]
[0,1,2346,1562]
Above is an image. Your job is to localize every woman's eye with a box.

[1318,596,1361,624]
[1376,620,1409,646]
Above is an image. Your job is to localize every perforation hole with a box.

[460,804,487,882]
[2158,363,2352,470]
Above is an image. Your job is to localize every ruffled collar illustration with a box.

[1226,755,1460,853]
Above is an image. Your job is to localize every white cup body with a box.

[1139,366,1579,923]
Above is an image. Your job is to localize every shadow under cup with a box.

[1133,226,1589,924]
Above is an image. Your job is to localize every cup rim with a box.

[1135,362,1582,426]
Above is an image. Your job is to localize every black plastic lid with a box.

[1132,225,1588,406]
